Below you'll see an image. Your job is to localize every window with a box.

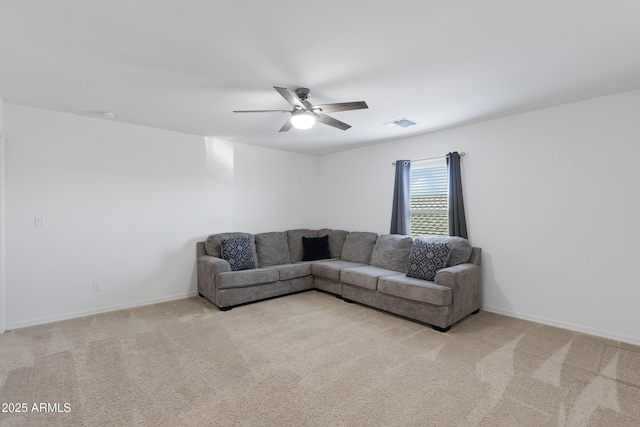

[409,158,448,236]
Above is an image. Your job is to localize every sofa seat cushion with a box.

[378,275,452,306]
[277,263,312,281]
[341,266,404,291]
[216,268,279,289]
[311,260,366,282]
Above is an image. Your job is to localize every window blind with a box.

[409,164,448,236]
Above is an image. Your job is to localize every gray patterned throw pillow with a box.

[406,240,452,281]
[220,237,258,271]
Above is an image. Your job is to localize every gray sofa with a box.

[196,229,481,332]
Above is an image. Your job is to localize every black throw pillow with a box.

[302,235,331,261]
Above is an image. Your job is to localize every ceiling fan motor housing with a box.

[294,87,311,100]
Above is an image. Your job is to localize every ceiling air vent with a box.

[384,118,418,128]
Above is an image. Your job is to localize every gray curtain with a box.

[446,152,468,238]
[390,160,411,235]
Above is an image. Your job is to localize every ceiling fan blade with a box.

[315,113,351,131]
[279,118,293,132]
[233,109,290,113]
[314,101,369,113]
[273,87,302,108]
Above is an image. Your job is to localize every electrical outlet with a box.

[92,281,101,292]
[35,216,46,227]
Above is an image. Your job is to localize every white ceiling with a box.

[1,1,640,155]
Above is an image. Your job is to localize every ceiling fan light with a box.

[290,111,316,129]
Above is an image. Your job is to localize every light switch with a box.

[35,216,46,227]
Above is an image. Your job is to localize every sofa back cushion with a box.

[219,236,259,271]
[254,232,291,267]
[318,229,349,258]
[370,234,414,272]
[205,232,258,261]
[415,236,472,266]
[341,232,379,263]
[286,229,319,262]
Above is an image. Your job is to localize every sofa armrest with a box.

[434,263,481,323]
[196,241,207,257]
[434,263,478,285]
[197,255,231,302]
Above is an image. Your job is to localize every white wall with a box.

[0,96,5,333]
[319,89,640,345]
[4,104,321,329]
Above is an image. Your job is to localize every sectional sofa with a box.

[196,229,481,332]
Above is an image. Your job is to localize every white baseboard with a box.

[482,305,640,347]
[6,291,199,331]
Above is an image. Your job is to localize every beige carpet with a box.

[1,291,639,427]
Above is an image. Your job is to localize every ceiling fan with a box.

[233,86,368,132]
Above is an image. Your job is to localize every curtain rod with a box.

[392,152,465,166]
